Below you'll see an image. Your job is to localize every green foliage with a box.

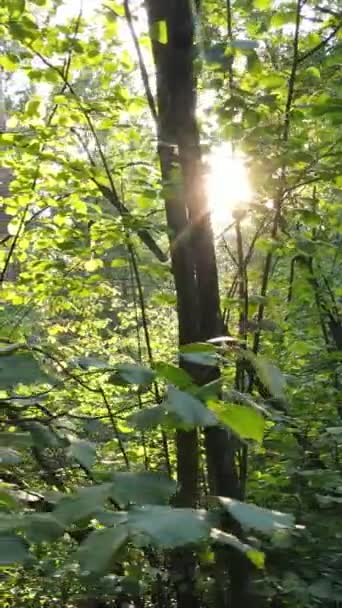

[0,0,341,605]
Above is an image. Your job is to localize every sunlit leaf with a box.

[218,497,295,533]
[209,402,265,442]
[210,528,265,568]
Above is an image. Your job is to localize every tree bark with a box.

[145,2,252,607]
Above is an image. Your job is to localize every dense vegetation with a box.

[0,0,341,606]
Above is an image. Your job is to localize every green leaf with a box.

[260,74,287,89]
[53,484,112,525]
[180,343,220,367]
[180,352,220,366]
[78,525,129,574]
[0,489,18,512]
[254,0,272,9]
[0,534,30,565]
[194,379,222,401]
[75,356,112,370]
[22,514,65,543]
[128,405,168,430]
[0,448,21,465]
[154,362,193,389]
[150,20,168,44]
[271,11,297,27]
[115,363,156,387]
[180,342,217,353]
[210,528,265,568]
[109,472,176,507]
[218,497,295,534]
[166,387,218,428]
[0,432,32,448]
[84,259,104,272]
[0,352,53,389]
[68,438,96,470]
[27,422,60,448]
[25,99,41,118]
[244,353,286,400]
[0,514,22,532]
[93,510,128,526]
[209,402,265,442]
[128,506,212,548]
[305,66,320,80]
[0,55,18,71]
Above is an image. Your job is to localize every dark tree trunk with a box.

[145,2,250,607]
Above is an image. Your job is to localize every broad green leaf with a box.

[75,356,112,370]
[109,472,176,507]
[115,363,156,386]
[326,427,342,435]
[128,405,168,430]
[271,11,297,27]
[210,528,265,568]
[166,387,218,428]
[27,422,60,448]
[194,379,222,401]
[94,510,128,526]
[180,351,220,366]
[209,402,265,442]
[180,343,220,367]
[154,362,193,389]
[53,484,112,525]
[150,20,168,45]
[305,66,320,80]
[0,448,21,465]
[25,99,41,118]
[78,525,129,574]
[254,0,272,9]
[128,506,212,548]
[0,55,18,71]
[218,497,295,533]
[244,353,286,400]
[0,432,32,448]
[260,74,287,89]
[0,514,22,531]
[84,259,104,272]
[180,343,217,353]
[0,489,18,511]
[22,514,65,543]
[0,534,30,565]
[68,438,96,470]
[0,352,53,389]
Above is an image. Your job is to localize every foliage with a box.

[0,0,341,607]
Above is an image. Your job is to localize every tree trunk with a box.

[145,2,250,607]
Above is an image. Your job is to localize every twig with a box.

[297,20,342,65]
[122,0,158,124]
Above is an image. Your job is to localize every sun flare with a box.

[205,143,252,233]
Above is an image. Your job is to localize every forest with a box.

[0,0,341,606]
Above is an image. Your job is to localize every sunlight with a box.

[205,143,252,234]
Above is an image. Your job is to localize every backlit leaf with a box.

[218,497,295,534]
